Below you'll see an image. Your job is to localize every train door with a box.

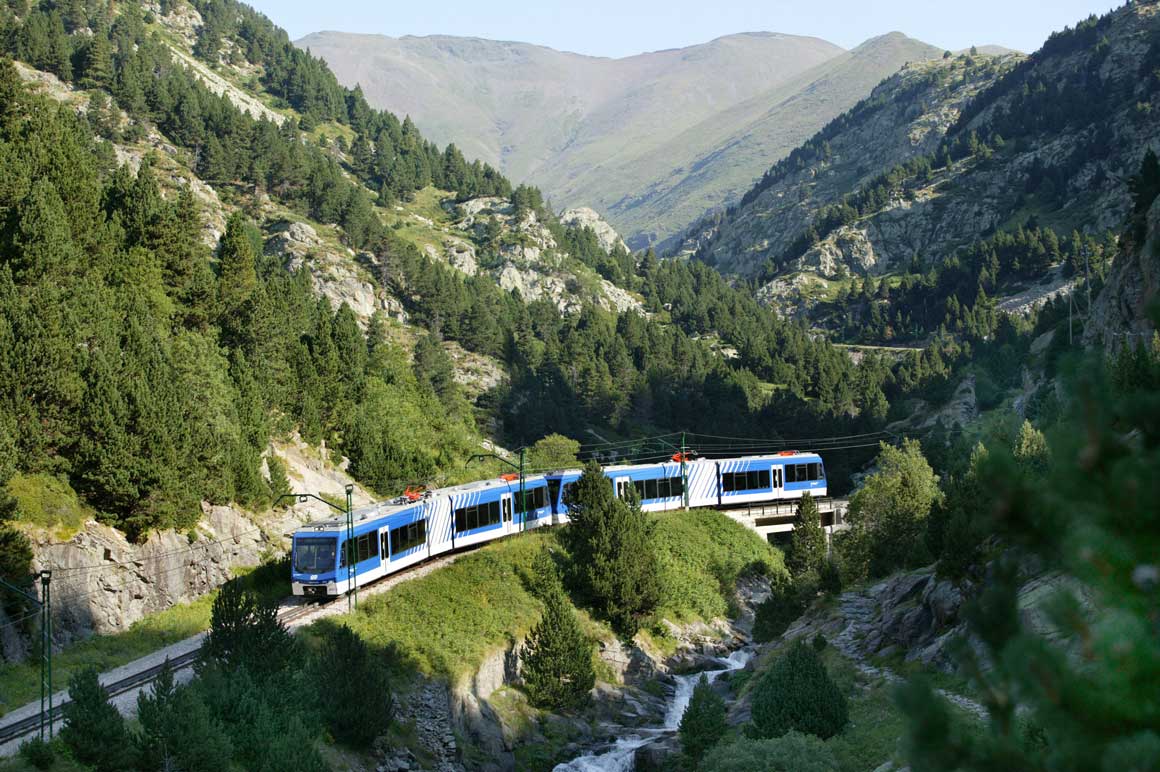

[502,493,514,535]
[613,476,631,502]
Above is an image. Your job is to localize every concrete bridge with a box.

[721,497,850,546]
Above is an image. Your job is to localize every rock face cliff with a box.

[693,3,1160,301]
[1085,196,1160,349]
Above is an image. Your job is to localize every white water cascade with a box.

[553,648,753,772]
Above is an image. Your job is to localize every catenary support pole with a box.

[345,484,356,611]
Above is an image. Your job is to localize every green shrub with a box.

[701,732,840,772]
[751,642,848,740]
[18,736,54,770]
[60,667,136,771]
[522,552,595,710]
[812,634,828,652]
[752,579,804,643]
[819,556,842,595]
[679,674,728,761]
[316,624,394,747]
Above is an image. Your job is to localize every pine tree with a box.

[787,494,826,579]
[203,579,295,679]
[136,660,233,772]
[215,213,258,328]
[60,668,136,771]
[561,462,661,638]
[521,551,594,710]
[899,337,1160,771]
[751,641,848,740]
[679,674,728,761]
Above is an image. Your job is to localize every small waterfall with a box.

[553,648,753,771]
[663,649,752,730]
[552,735,654,772]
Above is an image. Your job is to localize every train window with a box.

[723,471,769,492]
[562,482,577,506]
[644,478,659,500]
[294,537,336,573]
[340,533,378,567]
[547,479,561,507]
[672,477,684,496]
[455,500,502,532]
[785,465,797,484]
[515,487,548,514]
[381,531,389,560]
[808,463,820,480]
[503,497,512,522]
[390,520,426,556]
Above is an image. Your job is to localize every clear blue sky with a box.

[249,0,1118,58]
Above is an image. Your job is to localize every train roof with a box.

[293,473,550,535]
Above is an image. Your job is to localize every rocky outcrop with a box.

[266,219,408,325]
[1085,196,1160,350]
[32,505,272,645]
[449,198,644,316]
[559,207,630,254]
[9,436,372,654]
[692,54,1015,277]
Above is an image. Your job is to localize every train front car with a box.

[291,523,341,597]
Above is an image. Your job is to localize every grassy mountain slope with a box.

[297,30,942,246]
[605,33,945,249]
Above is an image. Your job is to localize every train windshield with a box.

[294,537,337,573]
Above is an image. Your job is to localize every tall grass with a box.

[336,509,783,682]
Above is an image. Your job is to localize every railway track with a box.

[0,601,327,747]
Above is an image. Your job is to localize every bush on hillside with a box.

[752,577,806,643]
[819,556,842,595]
[60,667,136,771]
[679,674,728,761]
[751,641,848,740]
[521,550,595,710]
[18,737,54,770]
[844,439,942,580]
[701,732,840,772]
[316,624,394,747]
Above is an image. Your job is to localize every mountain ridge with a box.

[297,29,942,246]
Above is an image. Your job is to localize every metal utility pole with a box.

[40,571,51,738]
[680,432,689,511]
[277,484,358,612]
[344,484,356,610]
[1,573,50,738]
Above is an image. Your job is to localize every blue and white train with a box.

[291,452,826,597]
